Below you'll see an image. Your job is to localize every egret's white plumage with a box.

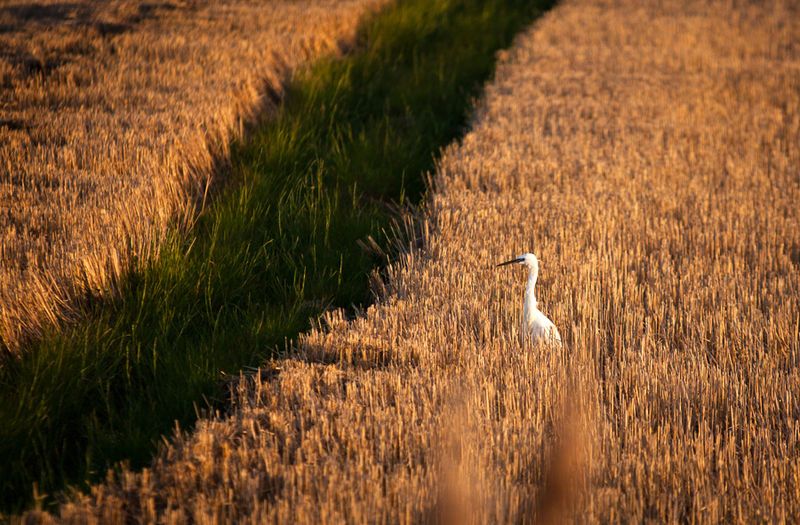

[497,252,561,345]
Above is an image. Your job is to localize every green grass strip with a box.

[0,0,552,513]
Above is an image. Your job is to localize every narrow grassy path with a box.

[0,0,552,513]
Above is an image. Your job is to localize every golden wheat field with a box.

[0,0,385,352]
[16,0,800,522]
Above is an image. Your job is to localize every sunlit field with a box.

[5,0,800,522]
[0,0,384,352]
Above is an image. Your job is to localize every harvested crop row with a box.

[22,0,800,522]
[0,0,386,352]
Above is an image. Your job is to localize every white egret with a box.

[497,253,561,345]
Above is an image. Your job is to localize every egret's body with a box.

[498,253,561,345]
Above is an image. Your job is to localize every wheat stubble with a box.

[22,0,800,522]
[0,0,386,352]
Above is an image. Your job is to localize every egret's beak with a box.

[496,257,523,267]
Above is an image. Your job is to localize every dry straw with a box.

[18,0,800,522]
[0,0,385,353]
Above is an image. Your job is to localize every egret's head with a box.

[496,252,538,269]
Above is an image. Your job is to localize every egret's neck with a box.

[524,265,538,310]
